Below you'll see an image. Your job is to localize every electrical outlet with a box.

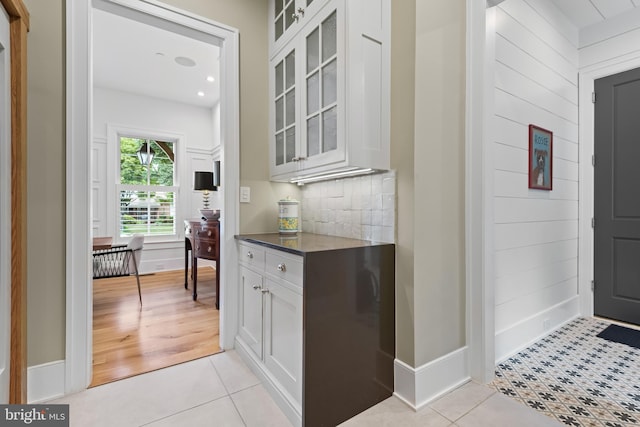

[240,186,251,203]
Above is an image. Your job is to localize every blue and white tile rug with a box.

[491,317,640,427]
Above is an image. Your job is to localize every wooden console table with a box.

[184,219,220,309]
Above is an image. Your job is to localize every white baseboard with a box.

[494,296,580,363]
[394,346,470,410]
[28,360,65,403]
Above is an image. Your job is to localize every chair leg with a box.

[132,256,142,305]
[135,273,142,305]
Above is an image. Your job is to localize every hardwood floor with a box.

[91,267,220,387]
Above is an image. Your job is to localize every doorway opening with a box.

[67,0,240,395]
[88,3,224,387]
[592,67,640,327]
[578,55,640,327]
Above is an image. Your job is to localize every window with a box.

[118,136,177,237]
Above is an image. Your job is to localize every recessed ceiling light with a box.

[197,91,205,97]
[206,76,215,82]
[175,56,196,67]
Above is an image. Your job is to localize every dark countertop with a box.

[235,232,391,256]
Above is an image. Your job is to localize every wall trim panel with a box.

[27,360,65,404]
[393,347,470,410]
[495,296,579,363]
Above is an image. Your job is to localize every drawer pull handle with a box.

[207,246,212,253]
[277,263,286,272]
[252,284,260,290]
[247,251,253,259]
[208,230,212,237]
[261,288,270,294]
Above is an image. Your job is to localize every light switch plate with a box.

[240,186,251,203]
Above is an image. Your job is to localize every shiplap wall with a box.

[492,0,580,361]
[579,6,640,66]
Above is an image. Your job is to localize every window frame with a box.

[107,124,187,245]
[117,136,178,239]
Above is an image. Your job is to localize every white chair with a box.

[93,234,144,304]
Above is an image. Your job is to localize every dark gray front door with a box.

[594,67,640,325]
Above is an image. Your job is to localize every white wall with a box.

[490,0,580,361]
[92,86,220,272]
[579,7,640,67]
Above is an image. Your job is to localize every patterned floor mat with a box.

[490,317,640,427]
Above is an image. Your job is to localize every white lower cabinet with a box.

[236,235,396,427]
[236,242,303,426]
[264,278,303,405]
[238,266,263,359]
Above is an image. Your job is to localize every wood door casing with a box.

[0,0,28,404]
[594,67,640,326]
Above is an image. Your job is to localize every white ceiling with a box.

[93,1,640,108]
[92,8,220,109]
[552,0,640,29]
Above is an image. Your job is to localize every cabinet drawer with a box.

[265,250,303,288]
[195,225,218,239]
[195,238,217,259]
[238,243,265,270]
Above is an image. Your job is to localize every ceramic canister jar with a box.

[278,198,299,234]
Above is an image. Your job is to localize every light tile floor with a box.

[48,350,561,426]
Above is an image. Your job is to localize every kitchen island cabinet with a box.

[235,233,395,427]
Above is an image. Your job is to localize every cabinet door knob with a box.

[261,288,270,294]
[292,8,304,22]
[277,263,286,272]
[196,246,200,251]
[247,251,253,259]
[252,284,260,290]
[208,230,212,237]
[207,246,212,253]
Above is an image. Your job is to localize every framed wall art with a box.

[528,124,553,190]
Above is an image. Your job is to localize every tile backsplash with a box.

[300,170,396,243]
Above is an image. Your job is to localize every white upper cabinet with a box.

[269,0,329,59]
[269,0,390,182]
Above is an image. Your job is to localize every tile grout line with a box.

[137,358,236,426]
[209,354,249,427]
[429,387,498,423]
[137,395,233,427]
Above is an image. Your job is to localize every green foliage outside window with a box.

[119,137,177,237]
[119,137,174,186]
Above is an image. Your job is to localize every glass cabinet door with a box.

[305,10,337,159]
[274,48,297,169]
[274,0,297,44]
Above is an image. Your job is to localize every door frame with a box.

[578,54,640,320]
[465,0,494,383]
[0,0,10,404]
[2,0,28,404]
[66,0,240,394]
